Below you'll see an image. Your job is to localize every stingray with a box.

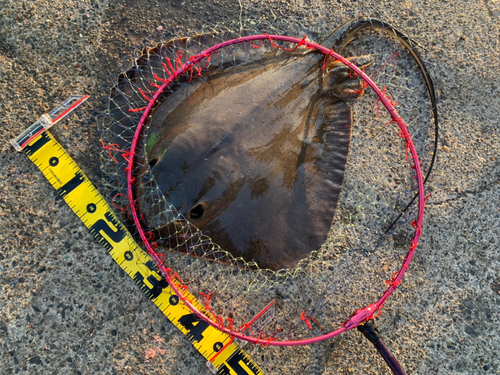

[110,19,410,271]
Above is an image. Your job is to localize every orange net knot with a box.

[300,311,322,330]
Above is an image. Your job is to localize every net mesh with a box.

[98,18,435,345]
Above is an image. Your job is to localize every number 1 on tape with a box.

[12,95,264,375]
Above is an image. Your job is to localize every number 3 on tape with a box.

[12,95,264,375]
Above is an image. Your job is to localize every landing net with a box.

[99,18,435,349]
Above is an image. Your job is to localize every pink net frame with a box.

[120,34,427,346]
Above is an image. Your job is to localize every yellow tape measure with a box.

[12,96,264,375]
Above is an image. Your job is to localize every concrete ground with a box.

[0,0,499,374]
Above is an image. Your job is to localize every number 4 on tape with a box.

[12,95,264,375]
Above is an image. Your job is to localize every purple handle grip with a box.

[373,338,408,375]
[358,320,408,375]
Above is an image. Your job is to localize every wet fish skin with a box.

[142,49,372,270]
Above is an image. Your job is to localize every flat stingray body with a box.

[106,24,376,271]
[134,41,373,271]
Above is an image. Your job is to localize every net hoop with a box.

[123,34,426,346]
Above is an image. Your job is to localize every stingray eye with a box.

[189,204,205,220]
[148,158,158,168]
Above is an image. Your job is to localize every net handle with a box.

[124,34,425,346]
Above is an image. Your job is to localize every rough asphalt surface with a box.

[1,0,499,374]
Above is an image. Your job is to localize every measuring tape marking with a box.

[23,130,263,375]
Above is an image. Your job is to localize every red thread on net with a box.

[398,130,411,142]
[263,33,310,52]
[371,306,382,320]
[100,140,123,163]
[138,88,154,103]
[163,57,177,78]
[386,270,402,289]
[121,151,133,163]
[175,51,186,71]
[126,201,142,221]
[348,65,369,94]
[424,193,432,205]
[226,317,234,332]
[372,52,399,80]
[144,231,155,242]
[300,311,322,330]
[171,271,188,290]
[111,193,128,213]
[127,210,143,222]
[148,81,162,89]
[153,72,169,83]
[250,39,265,49]
[162,267,189,291]
[258,331,280,348]
[237,323,256,339]
[372,86,399,118]
[240,327,279,347]
[382,119,398,127]
[128,106,147,113]
[321,51,334,71]
[189,52,211,77]
[200,291,215,316]
[215,315,224,329]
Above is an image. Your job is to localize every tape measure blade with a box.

[23,130,264,375]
